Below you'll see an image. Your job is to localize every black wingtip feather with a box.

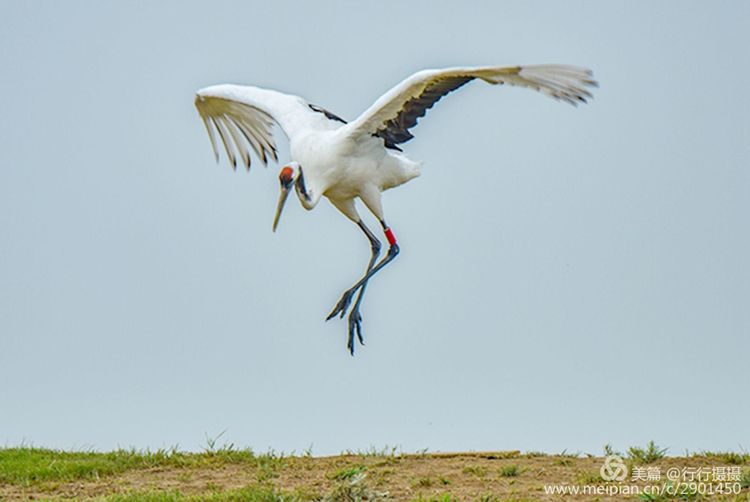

[372,76,474,149]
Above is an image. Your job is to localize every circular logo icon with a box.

[600,455,628,481]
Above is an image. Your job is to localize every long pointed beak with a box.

[272,185,291,232]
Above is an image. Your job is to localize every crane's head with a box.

[272,161,308,232]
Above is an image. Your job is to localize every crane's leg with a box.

[326,219,399,329]
[344,220,381,354]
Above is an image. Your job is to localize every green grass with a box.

[410,495,457,502]
[461,465,488,478]
[574,470,605,484]
[4,445,748,502]
[628,441,668,464]
[741,468,750,489]
[603,443,623,457]
[0,447,267,486]
[94,486,302,502]
[498,465,521,477]
[694,450,750,465]
[329,465,366,481]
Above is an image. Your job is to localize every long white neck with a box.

[295,166,323,210]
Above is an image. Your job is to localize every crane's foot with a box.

[347,308,365,356]
[326,288,355,321]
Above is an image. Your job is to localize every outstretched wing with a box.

[195,85,326,170]
[342,65,597,150]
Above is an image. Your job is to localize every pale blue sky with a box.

[1,1,748,456]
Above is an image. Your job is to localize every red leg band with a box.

[384,227,397,246]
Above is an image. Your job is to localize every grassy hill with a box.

[1,445,748,501]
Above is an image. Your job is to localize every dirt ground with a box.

[2,451,748,501]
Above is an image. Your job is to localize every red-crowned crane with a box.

[195,65,597,354]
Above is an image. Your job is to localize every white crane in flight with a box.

[195,64,597,355]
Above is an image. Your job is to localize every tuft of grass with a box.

[523,451,547,458]
[462,465,488,478]
[329,465,366,481]
[694,450,749,465]
[575,470,605,484]
[741,468,750,489]
[475,496,501,502]
[255,451,285,481]
[202,430,230,455]
[628,441,668,464]
[414,476,433,487]
[322,472,387,502]
[499,464,521,477]
[410,494,457,502]
[603,444,623,457]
